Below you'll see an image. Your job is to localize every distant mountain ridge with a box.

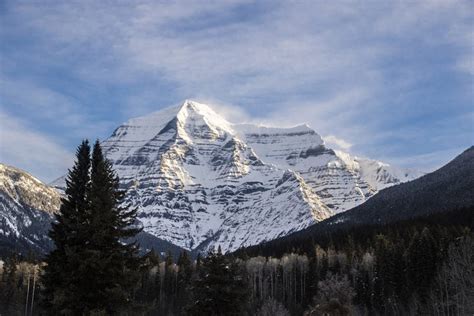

[0,163,59,255]
[0,164,185,257]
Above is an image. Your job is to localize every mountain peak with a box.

[0,163,60,215]
[178,99,211,113]
[94,100,424,252]
[181,99,208,110]
[175,100,233,133]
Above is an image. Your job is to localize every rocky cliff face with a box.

[93,101,333,252]
[51,100,420,253]
[235,125,420,212]
[0,163,60,254]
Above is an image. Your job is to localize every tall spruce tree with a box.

[78,140,142,314]
[41,140,142,315]
[0,254,19,314]
[41,140,91,314]
[177,251,193,313]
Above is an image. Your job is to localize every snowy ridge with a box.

[0,164,60,217]
[236,124,423,213]
[0,163,59,253]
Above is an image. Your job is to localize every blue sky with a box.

[0,0,472,182]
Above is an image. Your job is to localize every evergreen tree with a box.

[406,227,438,302]
[77,140,142,314]
[187,247,249,316]
[137,249,161,305]
[0,254,19,314]
[176,251,193,313]
[41,140,91,314]
[41,140,142,314]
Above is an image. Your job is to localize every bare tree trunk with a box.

[24,270,30,316]
[30,267,36,316]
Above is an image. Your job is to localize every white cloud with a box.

[196,98,252,123]
[324,135,353,151]
[0,111,73,183]
[1,0,471,173]
[456,49,474,75]
[0,74,115,140]
[0,75,82,125]
[9,1,472,101]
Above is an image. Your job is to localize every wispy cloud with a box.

[0,111,73,182]
[0,0,472,179]
[324,135,353,151]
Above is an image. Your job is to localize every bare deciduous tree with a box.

[305,273,355,316]
[430,236,474,316]
[257,298,290,316]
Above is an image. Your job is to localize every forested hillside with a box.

[325,146,474,226]
[1,208,472,315]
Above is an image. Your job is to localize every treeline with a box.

[135,220,473,315]
[237,206,474,258]
[1,217,472,315]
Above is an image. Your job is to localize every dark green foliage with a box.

[3,209,472,315]
[40,140,142,315]
[41,140,91,314]
[176,251,193,312]
[235,207,472,315]
[133,249,162,315]
[0,254,19,313]
[405,227,438,303]
[187,248,249,316]
[79,141,142,313]
[0,257,40,316]
[326,146,474,226]
[30,144,474,315]
[161,251,176,314]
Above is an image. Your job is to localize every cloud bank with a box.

[0,0,472,180]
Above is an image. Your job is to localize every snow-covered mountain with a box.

[0,163,186,257]
[234,124,420,212]
[0,163,60,254]
[51,100,421,253]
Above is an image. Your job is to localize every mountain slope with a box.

[235,125,422,212]
[0,163,60,255]
[96,101,332,252]
[0,163,187,257]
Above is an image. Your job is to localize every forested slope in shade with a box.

[1,209,472,315]
[237,146,474,258]
[235,206,473,259]
[327,145,474,225]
